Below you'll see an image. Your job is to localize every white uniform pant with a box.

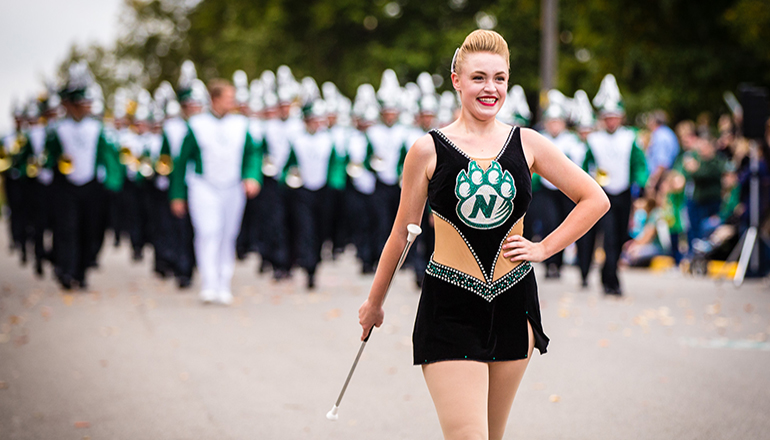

[187,180,246,293]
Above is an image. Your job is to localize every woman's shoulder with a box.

[409,132,437,157]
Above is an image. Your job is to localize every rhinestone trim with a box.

[426,258,532,302]
[431,127,516,162]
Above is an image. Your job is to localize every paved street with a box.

[1,226,769,440]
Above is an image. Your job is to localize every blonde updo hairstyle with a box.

[452,29,510,75]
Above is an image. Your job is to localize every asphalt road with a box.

[1,227,769,440]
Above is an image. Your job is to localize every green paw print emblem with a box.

[455,160,515,229]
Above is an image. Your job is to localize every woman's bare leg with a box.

[487,320,535,440]
[422,360,490,440]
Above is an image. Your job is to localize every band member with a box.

[580,74,648,295]
[44,61,124,289]
[169,79,262,305]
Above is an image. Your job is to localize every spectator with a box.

[645,110,680,189]
[682,137,727,255]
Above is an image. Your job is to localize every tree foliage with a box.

[59,0,770,123]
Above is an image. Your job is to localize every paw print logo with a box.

[455,160,515,229]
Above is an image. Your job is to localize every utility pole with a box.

[540,0,558,109]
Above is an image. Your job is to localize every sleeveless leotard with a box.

[412,127,549,365]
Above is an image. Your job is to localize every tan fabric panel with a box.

[470,157,494,171]
[432,214,486,281]
[491,217,525,281]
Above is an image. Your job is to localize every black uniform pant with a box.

[540,187,575,269]
[171,211,195,279]
[146,184,176,274]
[122,179,150,258]
[4,175,33,257]
[347,188,377,268]
[577,189,631,290]
[53,178,107,285]
[289,187,329,274]
[31,180,55,267]
[255,177,291,271]
[372,181,400,259]
[236,196,260,258]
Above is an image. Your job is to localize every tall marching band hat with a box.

[26,97,42,121]
[233,70,250,105]
[300,76,321,107]
[177,60,208,105]
[415,72,439,115]
[249,79,265,113]
[571,89,595,129]
[60,61,94,103]
[42,81,61,114]
[437,90,458,126]
[543,89,570,121]
[353,83,378,118]
[277,65,299,104]
[336,95,353,126]
[593,73,625,117]
[133,89,153,122]
[322,81,341,115]
[506,85,531,126]
[86,82,105,115]
[301,98,327,120]
[400,82,421,122]
[154,81,180,118]
[113,88,129,120]
[377,69,402,112]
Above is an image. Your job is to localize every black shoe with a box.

[581,279,588,289]
[132,250,143,262]
[307,273,316,290]
[273,269,291,281]
[35,260,44,278]
[58,274,74,290]
[177,276,192,289]
[603,286,622,296]
[361,263,375,275]
[545,264,561,279]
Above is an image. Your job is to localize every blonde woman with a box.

[359,30,609,439]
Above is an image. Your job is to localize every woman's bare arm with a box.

[358,134,436,339]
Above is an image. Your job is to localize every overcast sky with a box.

[0,0,123,133]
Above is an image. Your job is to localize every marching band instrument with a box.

[346,161,364,179]
[262,155,278,177]
[0,147,10,173]
[26,156,40,178]
[155,154,173,176]
[138,155,154,178]
[285,166,303,189]
[595,168,610,187]
[58,154,74,175]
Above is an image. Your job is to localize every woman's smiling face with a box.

[452,51,509,120]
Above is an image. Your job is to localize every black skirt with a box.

[413,269,549,365]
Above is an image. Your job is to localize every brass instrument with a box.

[346,162,364,179]
[285,166,303,189]
[138,155,154,178]
[595,168,610,187]
[119,146,140,172]
[9,135,26,155]
[58,154,74,175]
[369,155,386,172]
[0,147,11,173]
[155,154,173,176]
[26,156,40,178]
[262,155,278,177]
